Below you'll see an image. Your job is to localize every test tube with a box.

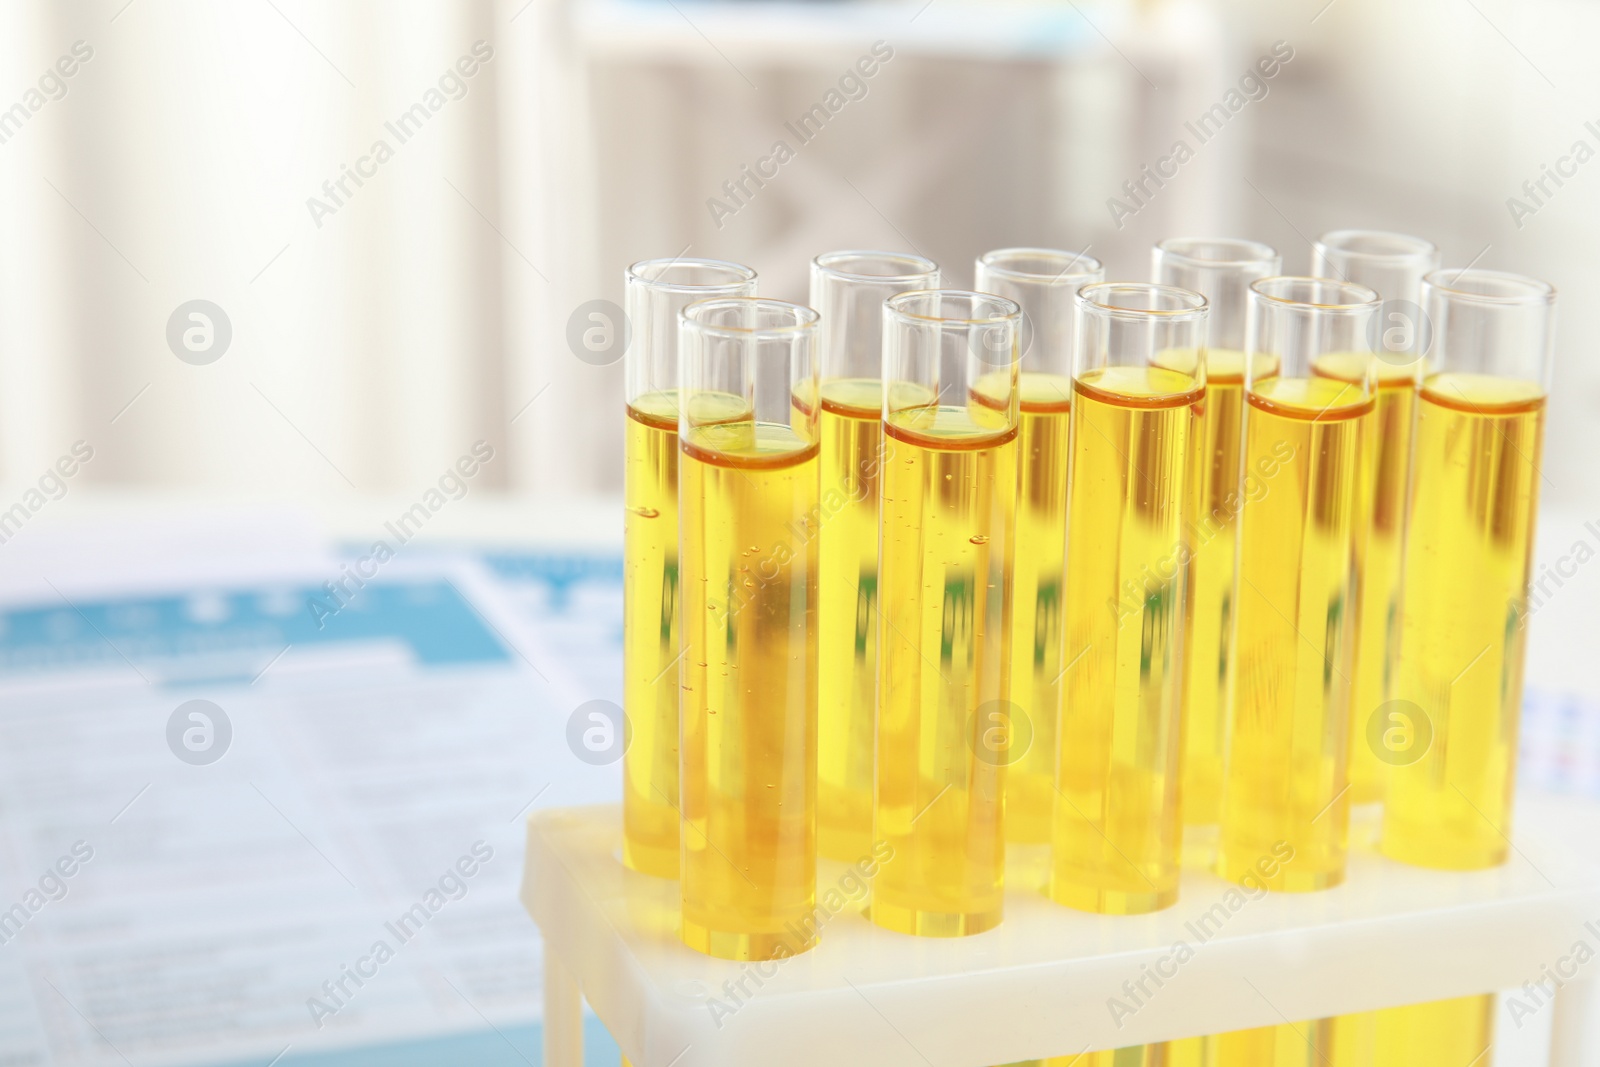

[1310,234,1446,1065]
[1151,238,1281,830]
[623,258,758,879]
[677,297,820,960]
[1219,278,1379,891]
[974,248,1105,844]
[874,290,1020,936]
[806,250,940,863]
[1383,270,1554,869]
[1310,230,1440,806]
[1051,283,1205,915]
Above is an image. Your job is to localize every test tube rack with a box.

[522,797,1600,1067]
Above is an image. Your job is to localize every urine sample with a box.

[1219,278,1379,892]
[805,250,940,862]
[677,297,820,960]
[623,259,758,879]
[873,290,1020,937]
[1327,995,1493,1066]
[1169,1021,1330,1066]
[1045,1046,1168,1066]
[1051,283,1205,915]
[1383,270,1554,870]
[974,247,1104,844]
[1310,230,1440,807]
[995,1046,1166,1066]
[1151,238,1281,829]
[1164,1036,1211,1065]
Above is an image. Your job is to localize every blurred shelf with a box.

[521,797,1600,1066]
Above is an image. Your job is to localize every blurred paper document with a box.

[0,512,622,1067]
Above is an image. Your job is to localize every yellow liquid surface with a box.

[811,378,885,861]
[1329,995,1493,1066]
[1155,348,1277,827]
[1383,374,1545,870]
[623,392,683,877]
[1052,366,1197,915]
[875,400,1016,936]
[679,410,819,960]
[1315,353,1420,806]
[1220,377,1372,891]
[977,371,1073,843]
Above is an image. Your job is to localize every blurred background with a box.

[1,2,1598,1065]
[0,0,1595,507]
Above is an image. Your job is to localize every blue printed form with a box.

[0,550,625,1067]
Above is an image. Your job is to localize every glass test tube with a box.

[1383,270,1554,869]
[1051,283,1205,915]
[677,297,820,960]
[1151,238,1281,830]
[973,248,1104,844]
[806,251,940,863]
[1310,233,1447,1067]
[1310,230,1440,807]
[1219,278,1379,891]
[874,290,1020,936]
[623,259,758,879]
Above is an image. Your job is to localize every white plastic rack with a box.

[522,797,1600,1066]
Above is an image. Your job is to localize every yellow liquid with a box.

[1220,377,1371,891]
[1329,995,1493,1066]
[679,411,819,960]
[874,400,1016,936]
[1169,1022,1329,1066]
[1153,349,1276,828]
[1165,1035,1211,1066]
[1327,1012,1375,1067]
[1052,366,1197,915]
[977,371,1073,843]
[1033,1045,1169,1066]
[807,380,929,861]
[623,392,683,877]
[1315,355,1420,807]
[1383,374,1545,870]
